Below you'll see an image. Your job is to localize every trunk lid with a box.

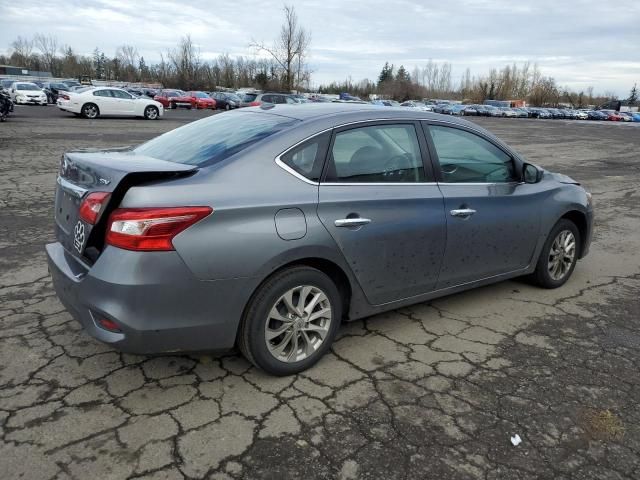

[54,149,197,262]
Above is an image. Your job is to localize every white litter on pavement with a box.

[511,434,522,446]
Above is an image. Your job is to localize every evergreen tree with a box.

[629,83,638,106]
[138,56,147,81]
[378,62,394,85]
[396,65,410,82]
[93,48,104,79]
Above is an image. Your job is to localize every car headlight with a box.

[586,192,593,207]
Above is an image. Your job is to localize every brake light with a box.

[60,93,70,100]
[106,206,212,251]
[79,192,111,225]
[249,101,262,106]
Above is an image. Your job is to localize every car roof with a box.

[248,103,476,127]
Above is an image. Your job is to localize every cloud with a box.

[0,0,638,95]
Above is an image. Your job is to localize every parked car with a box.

[62,80,82,89]
[1,79,15,90]
[575,110,589,120]
[618,112,633,122]
[587,110,608,120]
[240,92,298,107]
[153,89,195,109]
[8,82,48,105]
[210,91,241,110]
[460,105,479,116]
[187,91,216,109]
[46,104,593,375]
[57,86,164,119]
[513,108,529,118]
[629,112,640,122]
[42,82,71,104]
[600,110,623,121]
[498,107,517,118]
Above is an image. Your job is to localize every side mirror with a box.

[523,163,543,183]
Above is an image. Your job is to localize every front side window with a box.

[111,90,133,99]
[325,124,425,183]
[428,125,516,183]
[279,132,330,182]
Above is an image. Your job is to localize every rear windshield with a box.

[134,111,299,167]
[242,93,257,102]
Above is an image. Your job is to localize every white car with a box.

[57,87,164,120]
[9,82,47,105]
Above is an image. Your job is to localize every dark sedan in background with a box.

[46,104,593,375]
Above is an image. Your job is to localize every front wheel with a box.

[144,105,159,120]
[238,266,342,376]
[531,219,580,288]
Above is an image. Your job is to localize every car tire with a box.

[81,103,99,119]
[144,105,159,120]
[238,266,342,376]
[225,104,230,110]
[170,102,176,109]
[531,219,581,289]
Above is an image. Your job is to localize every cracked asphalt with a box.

[1,107,639,480]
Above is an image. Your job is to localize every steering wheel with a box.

[382,154,410,179]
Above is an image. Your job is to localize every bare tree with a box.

[168,35,201,89]
[34,33,59,75]
[10,36,34,67]
[250,5,311,91]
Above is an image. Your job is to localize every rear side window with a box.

[325,124,425,183]
[279,132,330,182]
[134,111,299,167]
[243,93,257,102]
[93,90,112,97]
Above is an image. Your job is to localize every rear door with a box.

[91,89,117,115]
[317,121,446,305]
[423,122,542,289]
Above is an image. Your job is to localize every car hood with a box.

[547,171,580,185]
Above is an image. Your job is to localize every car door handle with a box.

[334,218,371,227]
[450,208,477,218]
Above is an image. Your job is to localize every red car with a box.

[601,110,623,121]
[187,91,216,109]
[153,89,195,109]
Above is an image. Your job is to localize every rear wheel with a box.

[238,266,342,376]
[532,219,580,288]
[225,104,230,110]
[144,105,159,120]
[170,102,176,109]
[81,103,99,119]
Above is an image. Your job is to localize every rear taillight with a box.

[105,206,212,251]
[79,192,111,225]
[60,94,70,100]
[249,101,262,106]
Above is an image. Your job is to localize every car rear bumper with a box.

[46,242,253,354]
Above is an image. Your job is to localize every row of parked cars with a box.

[384,99,640,122]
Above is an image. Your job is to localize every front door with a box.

[317,122,446,305]
[424,123,542,289]
[110,89,136,115]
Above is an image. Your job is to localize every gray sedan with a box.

[47,104,593,375]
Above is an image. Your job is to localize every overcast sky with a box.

[1,0,638,95]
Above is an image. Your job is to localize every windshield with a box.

[165,90,183,98]
[134,111,299,167]
[242,93,257,102]
[16,83,40,91]
[194,92,209,98]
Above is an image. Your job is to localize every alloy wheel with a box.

[265,285,332,363]
[84,105,98,119]
[548,230,576,280]
[145,107,158,119]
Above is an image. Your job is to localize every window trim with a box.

[422,120,524,185]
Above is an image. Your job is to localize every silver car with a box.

[47,104,594,375]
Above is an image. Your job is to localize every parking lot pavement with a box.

[1,109,639,480]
